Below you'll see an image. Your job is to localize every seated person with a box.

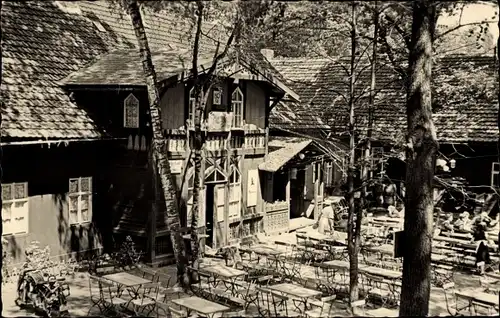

[441,213,454,232]
[454,211,472,232]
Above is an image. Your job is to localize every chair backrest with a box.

[168,306,187,318]
[88,275,102,297]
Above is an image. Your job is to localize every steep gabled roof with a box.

[2,1,293,140]
[270,55,499,144]
[269,99,329,132]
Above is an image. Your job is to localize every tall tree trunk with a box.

[347,0,360,306]
[497,0,500,258]
[126,0,188,286]
[361,0,378,210]
[399,0,437,316]
[190,86,207,266]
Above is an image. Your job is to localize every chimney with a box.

[260,49,274,60]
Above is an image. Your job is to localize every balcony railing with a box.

[163,127,267,153]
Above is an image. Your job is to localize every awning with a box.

[259,137,312,172]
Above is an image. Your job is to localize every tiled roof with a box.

[61,48,217,86]
[259,137,312,172]
[1,1,265,140]
[269,99,329,132]
[270,55,499,144]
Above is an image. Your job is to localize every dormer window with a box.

[124,93,139,128]
[231,87,243,128]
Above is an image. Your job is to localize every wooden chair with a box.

[168,306,188,318]
[256,286,290,317]
[306,295,337,317]
[130,282,161,316]
[442,282,463,316]
[88,275,128,316]
[363,273,393,308]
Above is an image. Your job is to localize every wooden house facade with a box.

[1,1,300,265]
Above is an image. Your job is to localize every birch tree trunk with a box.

[347,0,360,306]
[399,0,438,315]
[190,86,207,265]
[126,0,188,286]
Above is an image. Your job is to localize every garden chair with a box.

[256,286,291,317]
[442,282,466,316]
[305,295,337,317]
[168,306,189,318]
[130,282,161,316]
[363,273,393,308]
[88,275,128,316]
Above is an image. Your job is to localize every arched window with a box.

[205,166,226,183]
[124,93,139,128]
[229,166,241,219]
[188,87,196,127]
[231,87,244,128]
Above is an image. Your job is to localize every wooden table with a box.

[267,283,322,313]
[172,296,230,318]
[360,266,402,280]
[455,290,499,315]
[200,264,247,295]
[102,272,152,301]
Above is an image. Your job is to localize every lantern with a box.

[449,159,456,169]
[290,168,298,180]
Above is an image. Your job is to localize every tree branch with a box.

[192,1,204,80]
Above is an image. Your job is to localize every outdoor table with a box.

[322,232,348,246]
[266,283,322,314]
[319,260,351,285]
[251,244,285,269]
[172,296,230,318]
[455,290,499,315]
[373,217,402,224]
[200,264,247,295]
[360,266,402,280]
[102,272,152,301]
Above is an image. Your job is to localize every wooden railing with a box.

[163,128,266,153]
[264,201,289,235]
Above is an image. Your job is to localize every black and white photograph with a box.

[1,0,500,317]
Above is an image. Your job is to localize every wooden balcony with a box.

[163,127,267,157]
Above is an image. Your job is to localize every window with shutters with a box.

[231,87,244,128]
[68,177,93,225]
[229,167,241,219]
[123,93,139,128]
[491,162,500,187]
[2,183,29,235]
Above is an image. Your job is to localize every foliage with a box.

[2,237,15,283]
[112,235,143,268]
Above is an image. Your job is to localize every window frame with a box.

[491,162,500,187]
[68,177,93,226]
[231,87,244,128]
[2,182,29,236]
[123,93,140,128]
[229,166,242,219]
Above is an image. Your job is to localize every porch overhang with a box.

[258,137,312,172]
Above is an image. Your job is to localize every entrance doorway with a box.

[290,168,306,219]
[205,184,215,248]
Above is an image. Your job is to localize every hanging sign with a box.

[247,169,259,207]
[168,160,183,174]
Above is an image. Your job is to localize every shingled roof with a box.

[1,1,190,140]
[2,1,291,140]
[269,99,329,132]
[270,55,499,144]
